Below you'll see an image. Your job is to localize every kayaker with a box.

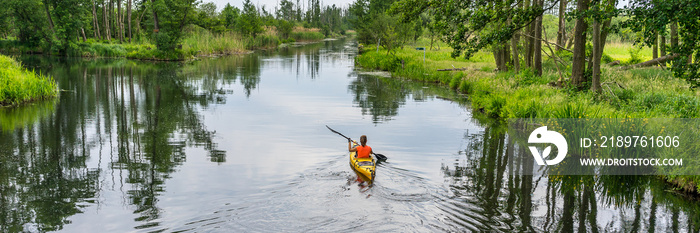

[348,135,372,158]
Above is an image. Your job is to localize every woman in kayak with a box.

[348,135,372,158]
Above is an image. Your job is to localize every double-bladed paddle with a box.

[325,125,388,161]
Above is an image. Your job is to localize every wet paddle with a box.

[325,125,388,161]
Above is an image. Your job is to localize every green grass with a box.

[0,55,58,106]
[291,31,325,42]
[182,25,247,55]
[604,42,654,65]
[1,24,332,60]
[356,40,700,193]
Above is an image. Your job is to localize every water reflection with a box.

[1,37,699,232]
[348,74,466,123]
[0,57,231,231]
[442,121,700,232]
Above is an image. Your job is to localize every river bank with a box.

[355,41,700,195]
[0,55,58,107]
[0,26,329,61]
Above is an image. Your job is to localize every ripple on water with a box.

[170,155,505,232]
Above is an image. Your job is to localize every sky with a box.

[209,0,356,12]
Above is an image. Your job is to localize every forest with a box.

[350,0,700,194]
[0,0,350,59]
[351,0,699,90]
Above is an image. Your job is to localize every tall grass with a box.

[356,41,700,193]
[291,31,325,42]
[182,25,246,55]
[0,55,58,106]
[356,42,699,120]
[290,27,325,42]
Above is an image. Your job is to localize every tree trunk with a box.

[524,0,533,68]
[565,30,574,50]
[511,32,520,72]
[533,0,543,76]
[670,22,678,49]
[659,31,666,66]
[556,0,567,51]
[570,0,589,88]
[590,0,615,94]
[110,0,115,40]
[591,21,601,93]
[653,32,658,59]
[81,28,87,42]
[103,1,111,41]
[127,0,132,43]
[43,0,55,34]
[118,0,123,43]
[92,0,101,40]
[152,0,160,31]
[621,54,681,70]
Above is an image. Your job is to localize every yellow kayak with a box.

[349,141,376,182]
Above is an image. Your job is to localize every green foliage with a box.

[276,19,294,39]
[626,46,643,64]
[389,0,548,59]
[49,0,90,53]
[290,31,324,41]
[6,0,53,49]
[237,0,264,38]
[601,53,614,64]
[625,0,700,87]
[245,33,279,49]
[350,0,417,53]
[182,25,246,55]
[221,3,241,29]
[152,0,198,51]
[0,55,57,106]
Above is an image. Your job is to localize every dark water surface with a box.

[1,38,699,232]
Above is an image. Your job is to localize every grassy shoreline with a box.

[0,55,58,106]
[0,26,331,61]
[356,41,700,194]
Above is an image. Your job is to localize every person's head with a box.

[360,135,367,146]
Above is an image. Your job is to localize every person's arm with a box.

[348,140,358,152]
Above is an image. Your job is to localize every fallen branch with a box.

[621,54,680,70]
[437,67,470,71]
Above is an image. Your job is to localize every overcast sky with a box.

[209,0,356,12]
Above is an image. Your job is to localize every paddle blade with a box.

[374,153,388,161]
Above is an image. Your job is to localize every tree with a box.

[277,0,295,22]
[151,0,197,50]
[221,3,240,29]
[625,0,700,87]
[91,0,101,40]
[590,0,618,93]
[238,0,263,38]
[389,0,553,72]
[350,0,416,53]
[7,0,53,47]
[47,0,91,51]
[127,0,131,42]
[104,0,111,41]
[570,0,589,88]
[0,1,16,39]
[194,2,218,31]
[556,0,568,51]
[276,19,294,39]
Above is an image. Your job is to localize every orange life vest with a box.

[356,145,372,158]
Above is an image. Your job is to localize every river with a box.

[1,38,698,232]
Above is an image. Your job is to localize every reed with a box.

[0,55,58,106]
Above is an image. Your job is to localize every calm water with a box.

[1,38,699,232]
